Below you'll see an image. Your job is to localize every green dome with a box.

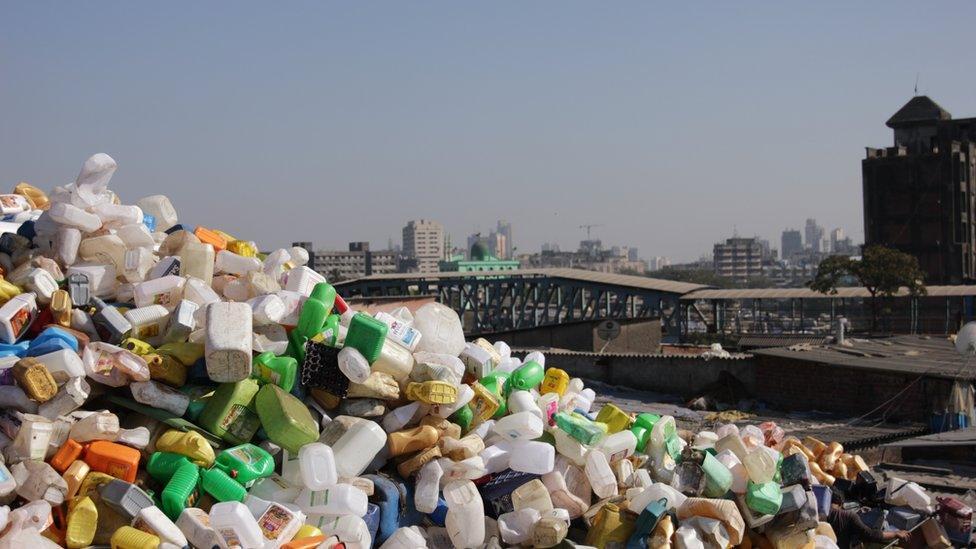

[470,241,489,261]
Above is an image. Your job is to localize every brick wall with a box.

[754,355,953,422]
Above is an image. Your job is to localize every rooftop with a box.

[752,335,976,382]
[886,95,952,128]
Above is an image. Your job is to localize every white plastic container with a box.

[55,227,82,266]
[215,250,262,276]
[885,478,936,513]
[7,414,53,462]
[48,202,101,233]
[130,380,189,416]
[296,484,367,516]
[248,294,286,326]
[132,506,188,548]
[78,234,127,271]
[508,441,555,475]
[595,430,637,463]
[743,446,778,484]
[628,482,687,514]
[176,508,224,549]
[313,515,371,549]
[552,428,588,467]
[585,448,618,499]
[493,411,544,442]
[248,474,299,504]
[23,269,58,304]
[184,277,221,308]
[414,459,443,514]
[374,311,422,351]
[244,496,305,547]
[204,302,253,383]
[524,350,546,368]
[338,347,371,384]
[0,462,17,502]
[379,526,428,549]
[413,303,466,356]
[67,263,117,298]
[382,402,424,433]
[125,305,171,345]
[37,377,90,420]
[122,247,155,282]
[91,202,142,228]
[178,241,215,283]
[297,443,338,490]
[371,339,414,382]
[137,195,179,232]
[331,420,387,478]
[35,350,85,384]
[479,444,511,475]
[68,410,120,442]
[511,478,553,513]
[715,432,749,462]
[716,450,748,494]
[443,480,486,549]
[0,293,37,343]
[165,300,198,343]
[508,390,543,420]
[274,291,305,326]
[674,525,705,549]
[459,342,494,379]
[498,508,541,546]
[117,223,155,249]
[134,275,185,309]
[209,501,264,549]
[282,266,325,296]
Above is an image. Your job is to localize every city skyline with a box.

[3,3,974,262]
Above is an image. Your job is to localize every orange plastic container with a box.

[194,227,228,252]
[84,440,141,482]
[50,439,84,473]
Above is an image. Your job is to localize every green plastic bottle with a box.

[633,413,660,433]
[146,452,192,483]
[213,443,275,484]
[254,384,318,453]
[505,360,544,394]
[450,405,473,433]
[479,372,509,418]
[344,313,388,363]
[746,480,783,515]
[252,351,298,392]
[630,426,649,453]
[296,283,337,340]
[554,412,607,445]
[286,329,308,364]
[197,379,261,445]
[161,461,200,520]
[320,314,340,346]
[201,467,246,502]
[701,452,733,497]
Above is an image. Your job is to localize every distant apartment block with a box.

[713,237,765,282]
[402,219,445,273]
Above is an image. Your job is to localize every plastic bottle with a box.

[161,462,201,520]
[374,311,422,351]
[498,508,541,546]
[743,446,778,484]
[201,466,247,502]
[197,379,261,445]
[246,495,306,547]
[254,384,319,453]
[210,501,265,549]
[64,495,98,548]
[413,303,466,356]
[296,483,368,516]
[156,430,216,467]
[414,459,443,514]
[179,241,216,286]
[35,349,85,383]
[0,293,37,343]
[205,302,253,382]
[331,420,387,477]
[176,508,224,549]
[337,347,370,384]
[596,430,638,463]
[585,448,618,499]
[130,380,189,416]
[387,425,439,457]
[84,440,141,483]
[110,526,160,549]
[213,443,275,485]
[132,506,188,548]
[511,478,554,513]
[506,360,544,393]
[69,410,120,442]
[443,480,486,549]
[298,443,338,490]
[379,526,428,549]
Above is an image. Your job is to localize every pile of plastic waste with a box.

[0,153,970,549]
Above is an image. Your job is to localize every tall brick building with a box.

[863,96,976,284]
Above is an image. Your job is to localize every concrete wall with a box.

[755,354,955,422]
[479,318,661,353]
[516,351,758,398]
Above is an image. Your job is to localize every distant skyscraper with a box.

[402,219,445,273]
[648,256,671,271]
[781,229,803,259]
[829,228,845,253]
[804,218,825,252]
[496,220,513,259]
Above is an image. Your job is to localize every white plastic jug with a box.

[379,526,428,549]
[413,303,466,356]
[508,441,555,475]
[248,294,286,326]
[443,480,486,549]
[209,501,264,549]
[298,442,338,490]
[134,275,185,309]
[130,380,189,416]
[132,506,188,548]
[585,449,617,499]
[296,483,368,517]
[282,266,325,296]
[177,508,224,549]
[331,420,387,478]
[511,478,553,513]
[136,195,179,232]
[312,515,371,549]
[628,482,687,514]
[716,450,748,494]
[497,508,540,546]
[743,446,778,484]
[595,430,637,463]
[35,350,85,383]
[338,347,371,384]
[414,459,443,514]
[493,411,544,442]
[371,339,414,382]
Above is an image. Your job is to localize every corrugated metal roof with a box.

[753,335,976,381]
[336,268,707,295]
[682,285,976,300]
[511,347,753,360]
[737,335,830,349]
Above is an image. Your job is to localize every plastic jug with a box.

[161,462,201,520]
[176,508,224,549]
[508,441,555,475]
[156,429,216,467]
[254,383,318,453]
[743,446,778,484]
[331,420,387,477]
[298,442,338,490]
[378,526,428,549]
[110,526,160,549]
[493,411,544,441]
[131,506,188,548]
[205,302,253,382]
[511,478,553,513]
[387,425,439,457]
[443,480,486,549]
[413,303,466,356]
[296,484,368,516]
[414,459,443,514]
[84,440,141,482]
[247,496,306,547]
[585,447,618,499]
[585,502,636,547]
[746,480,783,516]
[210,501,265,549]
[198,379,261,445]
[337,347,370,384]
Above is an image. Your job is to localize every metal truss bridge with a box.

[334,268,704,333]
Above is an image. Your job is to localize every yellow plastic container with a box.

[0,277,21,303]
[584,503,636,547]
[540,368,570,396]
[293,524,323,540]
[595,404,632,434]
[146,353,188,387]
[65,496,98,549]
[156,342,205,366]
[13,357,58,402]
[77,471,116,499]
[111,526,160,549]
[155,429,215,467]
[227,240,258,257]
[405,381,458,404]
[50,289,73,327]
[122,338,156,356]
[469,382,500,426]
[14,182,49,210]
[63,460,91,499]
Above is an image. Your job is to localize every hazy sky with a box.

[2,2,975,262]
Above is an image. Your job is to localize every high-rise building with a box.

[713,237,764,282]
[781,229,803,259]
[647,256,671,271]
[804,218,825,252]
[829,228,845,253]
[496,220,513,259]
[402,219,445,273]
[863,96,976,284]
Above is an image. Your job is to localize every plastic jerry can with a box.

[155,429,216,467]
[35,349,85,383]
[585,502,636,547]
[595,404,632,435]
[743,447,778,484]
[701,452,734,498]
[204,302,253,383]
[64,495,98,549]
[331,420,388,478]
[111,526,160,549]
[296,483,368,516]
[505,360,544,393]
[50,439,84,473]
[161,462,201,520]
[254,383,318,453]
[585,449,618,499]
[247,497,306,546]
[13,357,58,402]
[297,442,338,490]
[746,480,783,516]
[337,347,370,384]
[198,378,262,445]
[540,368,570,396]
[130,380,189,416]
[98,479,155,522]
[405,380,458,405]
[511,478,554,513]
[132,506,188,548]
[469,381,501,426]
[595,430,637,463]
[125,305,170,345]
[387,425,439,457]
[145,353,188,387]
[370,339,414,382]
[251,351,298,392]
[374,311,420,351]
[443,480,486,549]
[344,313,388,363]
[49,289,73,327]
[84,440,141,483]
[176,507,224,549]
[147,452,193,483]
[213,443,275,484]
[201,466,247,502]
[61,460,90,499]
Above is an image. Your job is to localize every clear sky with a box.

[2,2,974,262]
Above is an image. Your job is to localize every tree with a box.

[808,245,927,331]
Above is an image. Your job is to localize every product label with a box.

[220,404,260,441]
[153,292,174,307]
[218,527,242,547]
[9,306,31,337]
[137,324,160,338]
[255,362,280,385]
[225,445,260,466]
[258,504,292,539]
[306,488,331,508]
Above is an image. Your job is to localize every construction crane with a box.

[579,224,604,240]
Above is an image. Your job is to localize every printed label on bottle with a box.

[218,527,242,547]
[107,461,132,480]
[153,292,174,307]
[220,404,260,441]
[255,363,280,385]
[226,445,259,466]
[306,488,331,508]
[258,504,292,539]
[137,324,160,338]
[9,306,31,337]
